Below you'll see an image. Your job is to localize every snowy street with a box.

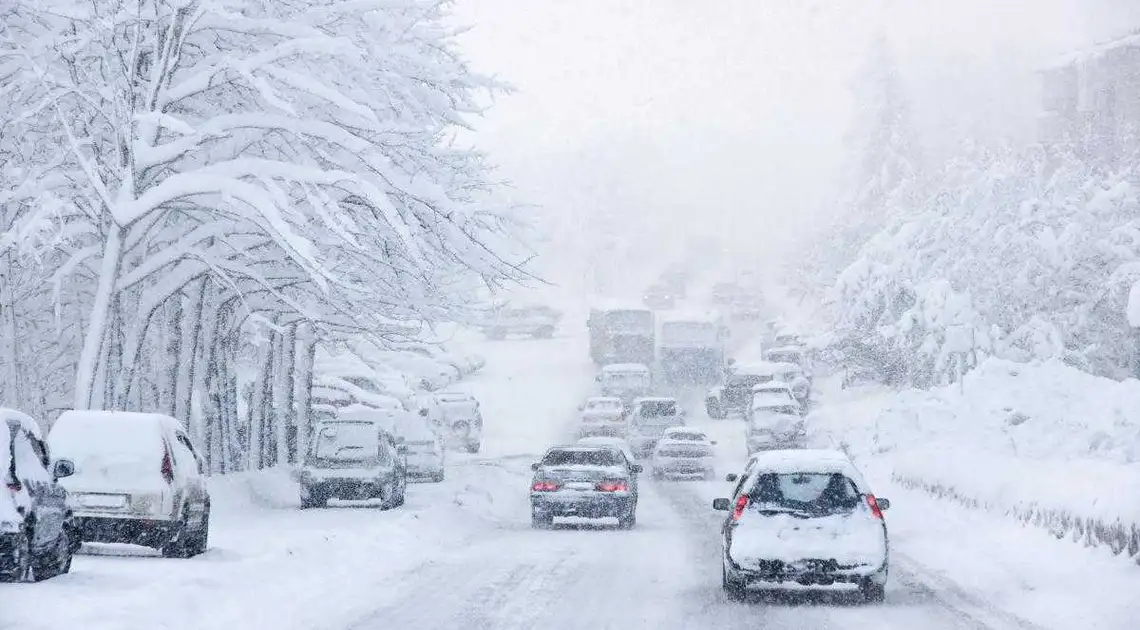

[6,331,1131,630]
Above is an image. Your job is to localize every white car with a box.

[48,411,210,558]
[432,391,483,453]
[576,436,637,465]
[765,346,813,382]
[714,449,891,603]
[651,439,716,480]
[596,363,653,401]
[746,402,805,454]
[480,305,562,339]
[364,407,446,482]
[577,396,627,438]
[750,382,797,406]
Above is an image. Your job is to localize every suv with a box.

[713,449,891,603]
[300,409,408,508]
[432,391,483,453]
[48,411,210,558]
[530,446,641,529]
[2,409,76,582]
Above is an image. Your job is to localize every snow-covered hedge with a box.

[813,358,1140,561]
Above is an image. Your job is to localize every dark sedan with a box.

[530,446,642,529]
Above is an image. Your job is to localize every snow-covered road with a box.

[1,331,1129,630]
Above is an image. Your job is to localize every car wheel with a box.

[530,510,553,529]
[188,505,210,557]
[431,469,445,483]
[617,509,636,530]
[300,487,328,509]
[651,469,664,481]
[706,401,724,419]
[859,579,886,603]
[33,527,73,580]
[0,530,31,582]
[465,441,481,454]
[722,563,746,602]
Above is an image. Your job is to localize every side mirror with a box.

[724,473,738,482]
[630,464,643,474]
[712,498,732,511]
[531,463,540,471]
[52,459,75,480]
[419,408,429,417]
[876,497,891,511]
[594,375,601,382]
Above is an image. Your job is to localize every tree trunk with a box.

[293,325,316,464]
[273,326,296,466]
[162,296,184,418]
[177,278,207,436]
[75,226,125,410]
[101,295,124,410]
[0,253,20,408]
[249,338,274,469]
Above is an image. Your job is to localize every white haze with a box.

[452,0,1139,300]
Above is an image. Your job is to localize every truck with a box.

[587,306,655,365]
[658,313,727,385]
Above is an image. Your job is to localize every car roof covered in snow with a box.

[601,363,651,373]
[746,449,858,476]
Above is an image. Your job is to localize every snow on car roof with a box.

[746,449,856,474]
[601,363,650,373]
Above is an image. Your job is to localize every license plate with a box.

[566,482,594,491]
[80,494,127,509]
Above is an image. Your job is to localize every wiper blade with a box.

[752,504,814,518]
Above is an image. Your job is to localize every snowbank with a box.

[810,359,1140,560]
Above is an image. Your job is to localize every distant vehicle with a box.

[577,396,628,438]
[651,438,715,480]
[596,363,653,403]
[432,391,483,453]
[575,436,637,465]
[711,282,739,305]
[773,331,804,347]
[299,408,408,508]
[626,397,684,458]
[480,305,562,340]
[658,268,689,298]
[48,411,210,558]
[745,403,805,454]
[713,449,891,603]
[642,284,676,310]
[1,409,76,582]
[658,315,727,385]
[588,307,655,365]
[706,361,808,419]
[370,407,445,482]
[765,346,813,382]
[750,381,798,409]
[728,292,764,321]
[530,446,642,529]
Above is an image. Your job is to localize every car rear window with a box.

[667,431,705,441]
[311,422,377,461]
[542,449,622,467]
[747,472,861,514]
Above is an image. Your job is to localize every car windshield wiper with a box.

[751,503,815,517]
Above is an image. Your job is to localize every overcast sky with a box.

[450,0,1138,298]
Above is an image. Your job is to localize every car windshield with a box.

[310,422,377,461]
[541,449,623,467]
[748,472,861,514]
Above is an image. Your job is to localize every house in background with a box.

[1040,32,1140,166]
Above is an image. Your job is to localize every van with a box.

[47,411,210,558]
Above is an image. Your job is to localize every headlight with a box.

[130,493,162,515]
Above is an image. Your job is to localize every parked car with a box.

[480,305,562,339]
[765,346,813,383]
[626,397,684,459]
[713,449,891,603]
[577,396,628,438]
[596,363,653,403]
[48,411,210,558]
[529,446,641,529]
[401,427,447,483]
[299,406,408,508]
[432,391,483,453]
[650,438,715,480]
[706,361,807,419]
[1,409,76,582]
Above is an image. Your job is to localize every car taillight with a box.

[596,480,628,492]
[866,495,884,520]
[531,481,559,492]
[731,495,749,521]
[161,448,174,484]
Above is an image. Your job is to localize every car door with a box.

[13,429,62,548]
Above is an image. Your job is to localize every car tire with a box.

[617,507,636,530]
[188,505,210,557]
[859,579,886,603]
[37,527,73,579]
[531,511,553,529]
[300,488,328,509]
[533,326,554,339]
[651,469,664,481]
[706,401,724,420]
[431,470,445,483]
[722,563,746,602]
[0,529,31,583]
[465,441,481,454]
[161,510,193,559]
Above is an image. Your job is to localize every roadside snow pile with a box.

[811,359,1140,560]
[209,467,301,510]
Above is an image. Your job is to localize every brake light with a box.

[531,481,559,492]
[596,480,628,492]
[866,495,884,520]
[731,495,749,521]
[161,447,174,484]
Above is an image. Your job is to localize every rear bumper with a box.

[726,553,888,586]
[304,477,395,500]
[579,424,626,438]
[531,493,635,518]
[653,459,714,474]
[75,516,179,548]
